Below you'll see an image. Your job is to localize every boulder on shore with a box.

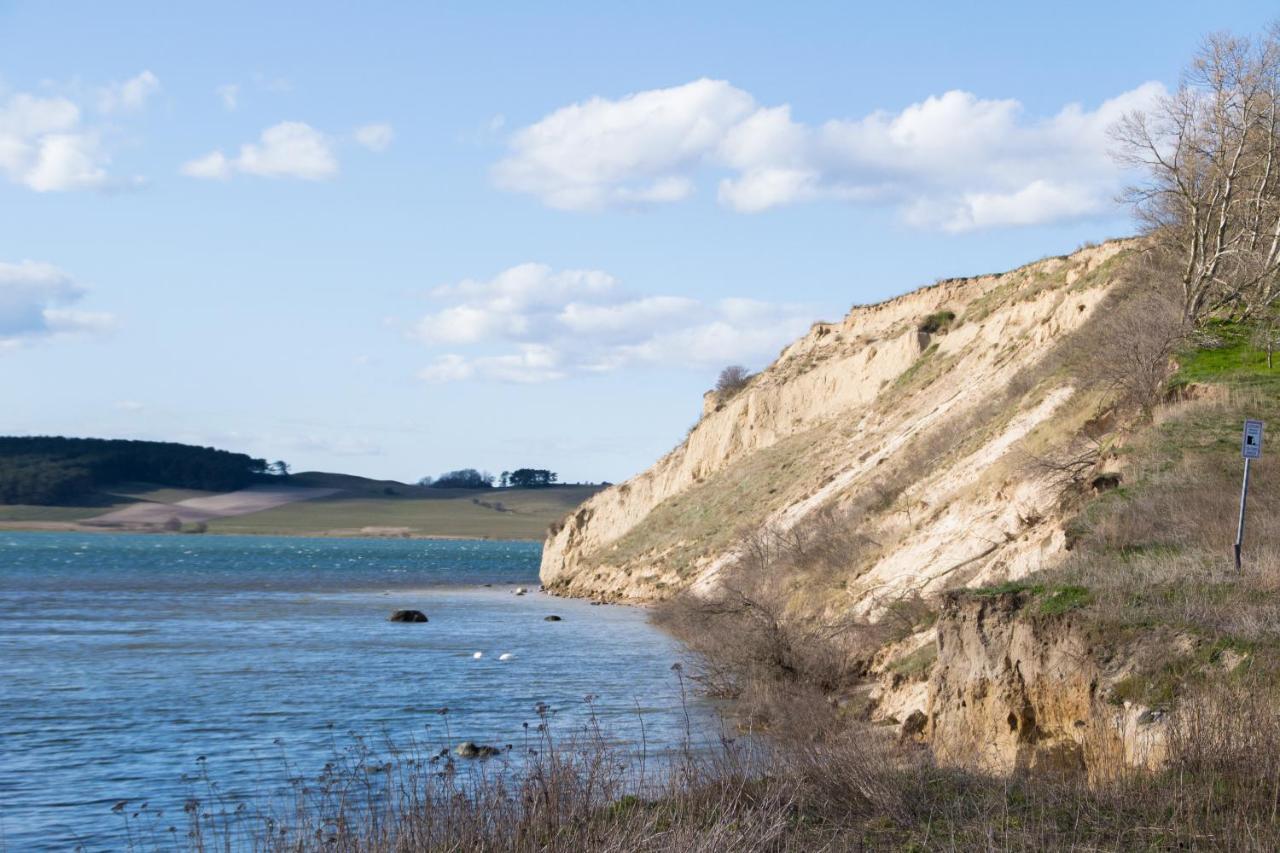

[455,741,501,758]
[389,609,428,623]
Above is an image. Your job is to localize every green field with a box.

[0,472,602,541]
[207,482,601,539]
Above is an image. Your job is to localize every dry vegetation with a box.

[132,676,1280,851]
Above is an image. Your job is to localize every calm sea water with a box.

[0,532,706,851]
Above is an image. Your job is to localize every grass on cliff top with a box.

[1172,319,1278,389]
[965,582,1093,616]
[999,317,1280,708]
[961,245,1131,325]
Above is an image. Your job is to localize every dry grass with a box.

[110,687,1280,852]
[583,422,841,579]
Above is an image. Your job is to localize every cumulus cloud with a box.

[494,78,1166,229]
[0,261,116,350]
[182,121,338,181]
[493,79,755,210]
[0,93,106,190]
[97,71,161,113]
[354,122,395,152]
[413,263,811,383]
[0,72,158,191]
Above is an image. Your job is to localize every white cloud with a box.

[98,71,161,114]
[0,92,109,191]
[216,83,240,111]
[180,150,231,180]
[495,78,1166,229]
[493,78,755,210]
[0,260,116,349]
[115,400,145,413]
[183,121,338,181]
[419,353,474,383]
[413,263,811,383]
[355,122,394,152]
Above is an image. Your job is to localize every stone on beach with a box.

[388,609,428,623]
[455,741,500,758]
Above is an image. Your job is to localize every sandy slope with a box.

[85,485,339,527]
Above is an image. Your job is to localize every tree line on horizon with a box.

[418,467,562,489]
[0,437,274,505]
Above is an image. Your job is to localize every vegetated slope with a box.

[544,236,1280,785]
[0,437,267,505]
[542,239,1136,606]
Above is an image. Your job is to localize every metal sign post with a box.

[1236,419,1264,570]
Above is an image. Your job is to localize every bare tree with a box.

[715,365,752,396]
[1113,25,1280,323]
[1092,289,1188,416]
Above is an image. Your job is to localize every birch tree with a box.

[1113,25,1280,323]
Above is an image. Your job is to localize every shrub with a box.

[917,309,956,334]
[713,365,751,397]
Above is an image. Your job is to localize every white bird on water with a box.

[498,653,514,661]
[472,651,484,659]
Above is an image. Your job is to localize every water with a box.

[0,532,705,851]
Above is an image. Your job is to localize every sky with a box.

[1,1,1275,483]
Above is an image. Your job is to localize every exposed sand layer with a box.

[85,485,339,527]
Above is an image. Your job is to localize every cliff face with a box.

[925,592,1167,777]
[541,240,1136,610]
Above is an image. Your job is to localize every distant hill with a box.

[0,436,267,505]
[0,441,605,540]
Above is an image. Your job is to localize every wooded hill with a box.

[0,437,268,505]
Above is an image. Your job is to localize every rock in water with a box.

[388,609,428,623]
[544,615,562,622]
[455,741,500,758]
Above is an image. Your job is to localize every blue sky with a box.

[1,1,1275,483]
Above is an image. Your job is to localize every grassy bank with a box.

[0,475,603,541]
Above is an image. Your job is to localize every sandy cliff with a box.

[542,240,1136,610]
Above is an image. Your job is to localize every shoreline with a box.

[0,521,545,543]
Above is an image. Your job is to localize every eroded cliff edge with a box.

[542,240,1135,609]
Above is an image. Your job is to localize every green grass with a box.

[1109,637,1260,709]
[918,310,956,334]
[965,582,1092,616]
[1174,319,1280,389]
[206,484,601,539]
[1039,585,1092,616]
[0,500,130,523]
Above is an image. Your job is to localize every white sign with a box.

[1243,419,1264,459]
